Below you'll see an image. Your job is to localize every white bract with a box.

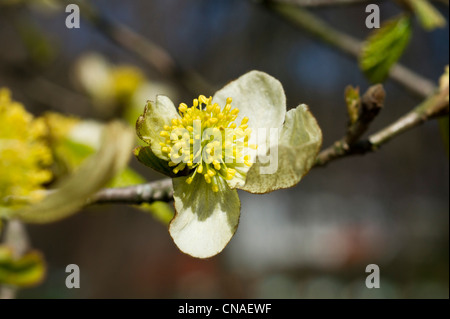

[135,71,322,258]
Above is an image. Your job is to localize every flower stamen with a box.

[159,96,256,192]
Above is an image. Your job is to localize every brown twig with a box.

[345,84,386,145]
[315,84,386,166]
[315,83,449,166]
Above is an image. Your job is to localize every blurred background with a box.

[0,0,448,298]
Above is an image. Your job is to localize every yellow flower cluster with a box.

[158,95,256,192]
[0,88,52,206]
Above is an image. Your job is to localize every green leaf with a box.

[345,86,361,124]
[0,246,46,287]
[360,15,412,83]
[407,0,446,31]
[134,146,180,178]
[135,96,180,160]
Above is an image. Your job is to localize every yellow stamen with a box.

[156,95,257,191]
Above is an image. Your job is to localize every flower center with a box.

[158,95,257,192]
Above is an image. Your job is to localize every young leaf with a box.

[134,146,180,178]
[0,247,46,287]
[407,0,446,31]
[345,86,361,125]
[360,15,412,83]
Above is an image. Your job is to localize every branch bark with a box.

[88,178,173,205]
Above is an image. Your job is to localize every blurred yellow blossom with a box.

[112,66,145,103]
[75,53,145,107]
[0,88,52,207]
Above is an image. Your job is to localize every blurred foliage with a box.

[0,86,172,224]
[0,0,60,10]
[360,15,412,83]
[75,53,146,118]
[0,246,46,287]
[44,113,97,179]
[12,121,134,223]
[74,53,178,122]
[16,19,55,67]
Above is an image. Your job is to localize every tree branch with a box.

[369,84,449,147]
[315,83,449,166]
[88,178,173,205]
[265,2,437,99]
[345,84,386,145]
[315,84,385,166]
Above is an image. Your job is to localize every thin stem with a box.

[369,85,449,146]
[0,220,29,299]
